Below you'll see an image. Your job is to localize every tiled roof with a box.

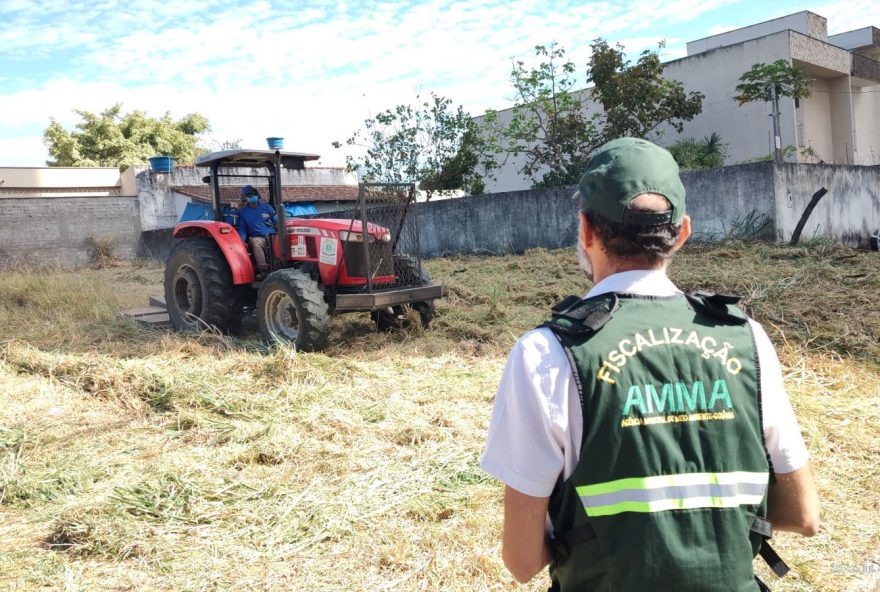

[173,184,359,203]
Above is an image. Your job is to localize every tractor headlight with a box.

[339,231,363,242]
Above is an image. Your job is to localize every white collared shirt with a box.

[480,269,809,500]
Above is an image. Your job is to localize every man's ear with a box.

[673,215,691,252]
[579,211,594,249]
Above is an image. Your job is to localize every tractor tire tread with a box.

[164,238,241,332]
[257,269,330,351]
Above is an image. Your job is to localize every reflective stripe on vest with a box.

[576,471,768,517]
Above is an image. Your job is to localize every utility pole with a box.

[770,85,782,163]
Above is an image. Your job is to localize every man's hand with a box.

[766,463,820,536]
[502,486,553,583]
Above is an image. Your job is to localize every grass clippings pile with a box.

[1,241,878,592]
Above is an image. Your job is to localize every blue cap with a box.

[240,184,259,197]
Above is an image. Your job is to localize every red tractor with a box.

[164,148,442,350]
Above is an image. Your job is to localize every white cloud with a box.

[811,0,880,34]
[0,134,49,167]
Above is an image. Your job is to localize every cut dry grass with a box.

[0,242,878,591]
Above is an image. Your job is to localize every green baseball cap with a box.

[578,137,686,225]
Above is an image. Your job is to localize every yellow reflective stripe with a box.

[576,471,768,497]
[584,493,767,517]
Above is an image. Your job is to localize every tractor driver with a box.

[238,185,277,275]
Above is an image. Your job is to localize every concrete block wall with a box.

[418,185,579,258]
[681,163,776,240]
[416,163,778,257]
[2,162,877,268]
[0,196,142,267]
[418,161,877,257]
[774,163,880,246]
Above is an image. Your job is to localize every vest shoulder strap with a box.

[541,294,620,336]
[686,290,749,325]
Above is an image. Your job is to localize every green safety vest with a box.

[542,292,774,592]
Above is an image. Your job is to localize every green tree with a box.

[734,60,812,105]
[44,104,210,169]
[334,93,490,198]
[481,43,598,188]
[480,40,704,188]
[589,40,704,140]
[669,132,727,171]
[735,60,811,163]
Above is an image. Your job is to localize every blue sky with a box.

[1,0,877,167]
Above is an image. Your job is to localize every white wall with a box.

[686,12,824,55]
[477,32,796,192]
[774,164,880,245]
[662,32,795,164]
[473,107,538,193]
[0,167,128,196]
[852,86,880,163]
[799,78,834,162]
[829,27,875,51]
[829,76,856,164]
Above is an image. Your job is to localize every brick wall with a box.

[0,196,142,267]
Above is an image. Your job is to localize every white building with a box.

[479,11,880,193]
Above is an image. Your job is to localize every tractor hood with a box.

[287,218,391,241]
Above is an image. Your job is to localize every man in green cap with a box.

[481,137,819,591]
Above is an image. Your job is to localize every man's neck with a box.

[591,260,666,285]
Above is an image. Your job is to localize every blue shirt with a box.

[238,203,277,240]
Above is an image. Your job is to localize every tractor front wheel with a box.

[164,238,242,332]
[257,269,330,351]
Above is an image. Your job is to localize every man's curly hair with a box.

[584,204,682,267]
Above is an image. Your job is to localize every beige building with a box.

[479,11,880,193]
[0,166,138,198]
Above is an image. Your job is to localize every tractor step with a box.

[120,300,171,329]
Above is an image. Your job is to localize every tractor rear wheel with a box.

[257,269,330,351]
[164,238,242,332]
[373,255,435,331]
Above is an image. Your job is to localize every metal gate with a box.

[334,182,425,292]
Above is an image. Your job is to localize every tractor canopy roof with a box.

[196,149,321,170]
